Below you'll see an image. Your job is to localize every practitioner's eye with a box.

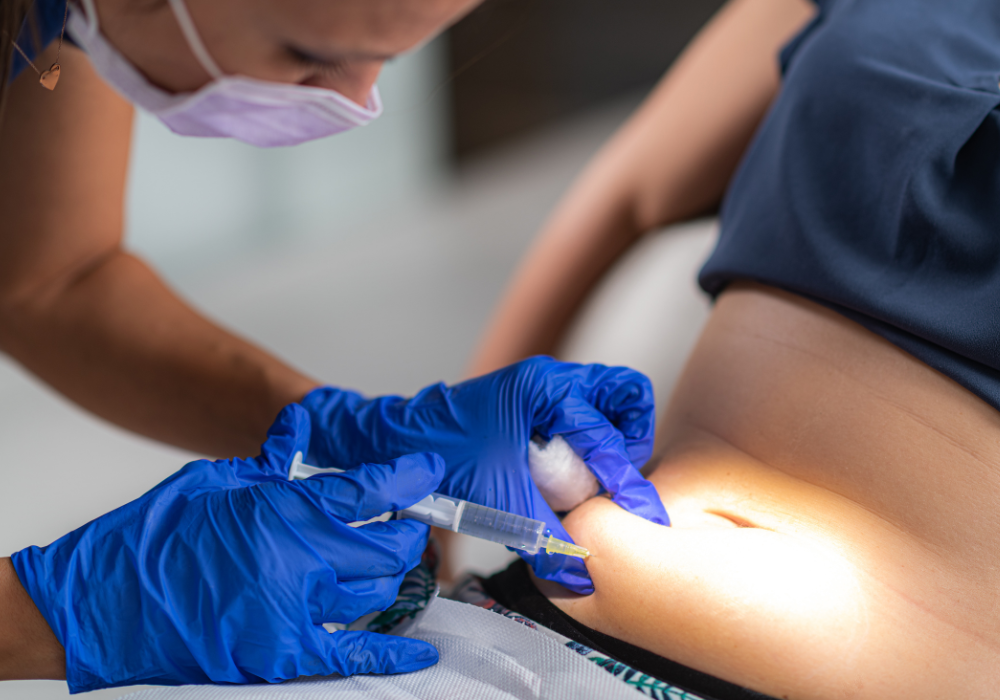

[286,46,350,77]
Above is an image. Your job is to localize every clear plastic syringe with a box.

[289,452,589,559]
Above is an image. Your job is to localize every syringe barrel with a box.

[455,502,547,554]
[290,458,553,553]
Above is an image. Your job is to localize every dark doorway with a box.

[446,0,728,161]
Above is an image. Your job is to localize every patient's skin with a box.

[534,284,1000,699]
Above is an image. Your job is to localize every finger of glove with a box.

[293,514,430,581]
[539,399,670,526]
[342,519,429,578]
[315,630,439,676]
[510,483,594,594]
[232,403,313,485]
[524,548,594,595]
[518,517,594,595]
[566,364,657,470]
[296,452,445,522]
[308,571,406,625]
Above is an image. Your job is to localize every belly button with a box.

[705,510,763,529]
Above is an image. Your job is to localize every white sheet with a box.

[119,598,640,700]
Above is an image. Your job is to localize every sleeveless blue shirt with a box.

[700,0,1000,412]
[10,0,69,80]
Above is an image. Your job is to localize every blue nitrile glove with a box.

[11,405,443,694]
[301,356,669,595]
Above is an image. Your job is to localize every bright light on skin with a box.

[539,496,872,698]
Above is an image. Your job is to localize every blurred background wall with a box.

[448,0,725,159]
[0,2,725,697]
[126,39,453,284]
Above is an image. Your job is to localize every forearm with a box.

[466,0,815,377]
[0,558,64,682]
[0,45,317,457]
[0,249,318,458]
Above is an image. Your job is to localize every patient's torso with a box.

[540,284,1000,699]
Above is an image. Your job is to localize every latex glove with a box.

[12,405,443,694]
[302,356,669,594]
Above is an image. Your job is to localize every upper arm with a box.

[463,0,818,377]
[606,0,817,230]
[0,43,134,308]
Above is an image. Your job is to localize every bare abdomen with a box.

[541,283,1000,699]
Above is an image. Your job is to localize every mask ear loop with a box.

[10,0,70,90]
[166,0,225,81]
[78,0,98,34]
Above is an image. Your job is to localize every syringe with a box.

[289,452,589,559]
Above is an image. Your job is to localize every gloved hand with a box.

[302,356,669,594]
[12,405,443,694]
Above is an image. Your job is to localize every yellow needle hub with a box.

[544,536,590,559]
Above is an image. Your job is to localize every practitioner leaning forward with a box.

[0,0,670,691]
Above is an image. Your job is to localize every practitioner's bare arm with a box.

[467,0,816,376]
[0,44,317,458]
[0,559,64,681]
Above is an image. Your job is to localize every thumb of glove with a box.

[299,452,446,523]
[233,403,313,484]
[315,629,439,676]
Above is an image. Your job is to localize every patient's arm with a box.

[467,0,816,376]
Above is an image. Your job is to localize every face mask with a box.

[67,0,383,147]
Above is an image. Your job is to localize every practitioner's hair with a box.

[0,0,37,123]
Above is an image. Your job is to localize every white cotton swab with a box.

[528,435,600,513]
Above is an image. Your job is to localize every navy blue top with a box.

[700,0,1000,412]
[9,0,68,80]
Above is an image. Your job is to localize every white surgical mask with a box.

[67,0,383,147]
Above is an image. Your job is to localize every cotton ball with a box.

[528,435,600,513]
